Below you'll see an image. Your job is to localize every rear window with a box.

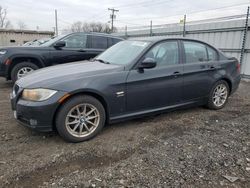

[183,41,207,63]
[112,38,122,45]
[91,36,108,49]
[108,37,122,47]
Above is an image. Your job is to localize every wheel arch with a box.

[52,91,109,131]
[7,55,45,79]
[219,77,232,94]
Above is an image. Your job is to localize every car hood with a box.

[16,61,123,89]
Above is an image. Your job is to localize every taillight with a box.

[4,59,11,65]
[237,62,241,73]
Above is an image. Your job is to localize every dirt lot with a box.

[0,78,249,188]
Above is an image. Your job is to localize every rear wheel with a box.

[56,95,106,142]
[207,80,229,110]
[11,62,39,82]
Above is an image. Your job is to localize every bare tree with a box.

[71,21,83,32]
[0,6,12,29]
[17,20,27,30]
[69,21,116,33]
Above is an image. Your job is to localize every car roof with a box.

[69,32,124,40]
[129,36,209,44]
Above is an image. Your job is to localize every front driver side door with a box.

[50,33,93,65]
[126,40,183,113]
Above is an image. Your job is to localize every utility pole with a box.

[125,25,128,38]
[183,14,186,37]
[55,9,58,36]
[240,6,249,69]
[108,8,119,32]
[150,20,153,36]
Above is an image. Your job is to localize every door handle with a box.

[172,71,181,76]
[78,49,86,52]
[209,66,216,70]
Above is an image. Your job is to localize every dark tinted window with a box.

[112,38,122,45]
[207,46,218,61]
[144,41,179,67]
[183,41,207,63]
[91,36,108,49]
[108,38,122,47]
[63,34,87,48]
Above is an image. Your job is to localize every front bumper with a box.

[11,89,67,132]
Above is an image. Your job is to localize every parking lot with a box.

[0,77,249,187]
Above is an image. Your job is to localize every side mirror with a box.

[53,41,66,48]
[138,58,157,69]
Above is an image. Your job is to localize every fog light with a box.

[30,119,37,126]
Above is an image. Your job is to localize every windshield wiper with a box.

[93,58,110,64]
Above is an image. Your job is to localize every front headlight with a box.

[0,50,7,55]
[22,88,57,101]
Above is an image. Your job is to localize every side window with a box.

[63,34,87,48]
[144,41,179,67]
[91,36,108,49]
[183,41,207,63]
[207,46,218,61]
[112,38,122,45]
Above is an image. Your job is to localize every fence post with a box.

[240,6,249,71]
[183,15,186,37]
[125,25,128,38]
[150,20,153,36]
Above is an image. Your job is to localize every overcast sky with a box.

[1,0,249,32]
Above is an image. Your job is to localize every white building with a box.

[0,29,54,47]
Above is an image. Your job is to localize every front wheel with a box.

[207,80,229,110]
[11,62,39,82]
[56,95,106,142]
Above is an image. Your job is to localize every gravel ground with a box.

[0,78,249,188]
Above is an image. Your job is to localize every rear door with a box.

[181,40,219,101]
[126,40,183,113]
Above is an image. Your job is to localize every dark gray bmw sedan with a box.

[10,38,241,142]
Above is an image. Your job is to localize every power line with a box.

[113,0,172,9]
[85,0,172,21]
[116,2,250,22]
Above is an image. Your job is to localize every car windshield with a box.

[40,34,67,47]
[96,40,150,65]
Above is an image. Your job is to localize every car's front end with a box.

[10,83,67,132]
[10,59,124,133]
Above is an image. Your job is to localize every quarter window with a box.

[63,34,87,48]
[183,41,207,63]
[144,41,179,67]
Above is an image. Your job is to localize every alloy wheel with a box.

[212,84,228,107]
[65,103,100,137]
[17,67,34,79]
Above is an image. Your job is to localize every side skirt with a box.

[109,99,206,124]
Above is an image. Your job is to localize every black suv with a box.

[0,32,123,82]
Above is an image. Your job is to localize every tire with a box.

[207,80,230,110]
[56,95,106,143]
[11,62,39,82]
